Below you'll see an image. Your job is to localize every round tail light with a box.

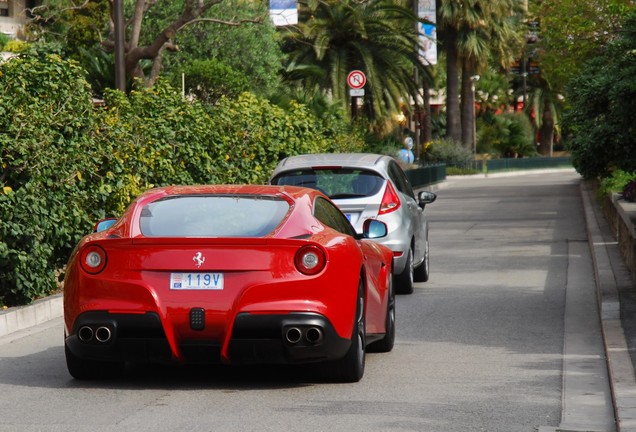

[80,245,107,274]
[295,245,326,275]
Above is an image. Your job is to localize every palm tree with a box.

[282,0,431,130]
[437,0,463,143]
[524,76,562,156]
[439,0,526,149]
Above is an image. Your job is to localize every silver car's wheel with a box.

[395,247,414,294]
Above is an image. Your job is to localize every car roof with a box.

[273,153,390,172]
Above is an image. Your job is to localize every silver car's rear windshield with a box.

[272,169,384,199]
[139,195,289,237]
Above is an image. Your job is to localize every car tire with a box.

[413,237,430,283]
[395,247,414,294]
[332,279,366,383]
[65,343,124,380]
[369,275,395,353]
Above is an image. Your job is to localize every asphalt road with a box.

[0,170,614,432]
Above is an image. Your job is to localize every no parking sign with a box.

[347,70,366,97]
[347,70,366,89]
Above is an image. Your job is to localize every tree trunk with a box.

[460,57,475,151]
[445,28,461,142]
[110,0,224,88]
[539,100,554,156]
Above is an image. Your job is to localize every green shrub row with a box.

[564,10,636,179]
[0,52,364,307]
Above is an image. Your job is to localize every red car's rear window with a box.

[139,195,289,237]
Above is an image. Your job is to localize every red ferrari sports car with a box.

[63,185,395,382]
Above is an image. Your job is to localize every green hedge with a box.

[0,52,365,307]
[1,52,97,306]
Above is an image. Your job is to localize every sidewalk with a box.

[582,180,636,431]
[0,294,62,338]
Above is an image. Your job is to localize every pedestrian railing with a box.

[483,156,572,172]
[456,156,572,173]
[405,157,572,188]
[405,164,446,188]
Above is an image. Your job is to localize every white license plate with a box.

[170,273,224,290]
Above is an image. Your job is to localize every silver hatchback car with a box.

[269,153,437,294]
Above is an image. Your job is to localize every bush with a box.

[564,10,636,179]
[446,166,480,176]
[423,138,474,167]
[0,33,10,51]
[207,93,363,183]
[171,59,251,104]
[598,170,636,200]
[0,52,97,306]
[477,112,537,158]
[622,181,636,202]
[3,40,29,53]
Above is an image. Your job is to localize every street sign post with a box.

[347,70,366,119]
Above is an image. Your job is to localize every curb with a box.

[581,181,636,431]
[0,293,63,338]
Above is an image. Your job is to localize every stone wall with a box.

[603,193,636,282]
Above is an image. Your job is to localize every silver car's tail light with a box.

[295,245,326,275]
[80,245,107,274]
[379,181,401,215]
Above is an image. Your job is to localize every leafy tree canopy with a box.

[564,9,636,178]
[155,0,285,98]
[535,0,636,92]
[26,0,283,95]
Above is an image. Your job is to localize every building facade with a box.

[0,0,35,38]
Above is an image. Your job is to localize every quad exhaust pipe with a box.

[78,325,112,343]
[305,327,323,344]
[285,326,323,345]
[95,326,112,343]
[78,326,94,342]
[285,327,303,344]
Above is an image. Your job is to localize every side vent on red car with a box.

[80,245,107,274]
[295,245,326,275]
[378,181,401,215]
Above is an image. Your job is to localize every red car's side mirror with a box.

[93,218,117,233]
[362,219,387,239]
